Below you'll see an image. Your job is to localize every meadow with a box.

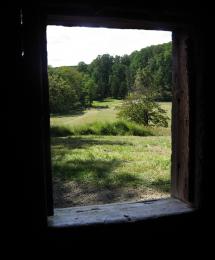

[50,99,172,207]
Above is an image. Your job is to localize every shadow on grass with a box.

[91,105,109,109]
[51,109,85,118]
[52,136,170,207]
[51,136,133,150]
[51,126,73,137]
[53,158,142,207]
[151,178,171,193]
[53,158,121,183]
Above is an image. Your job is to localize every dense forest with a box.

[48,42,172,113]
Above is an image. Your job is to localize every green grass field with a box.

[51,98,122,127]
[51,99,172,207]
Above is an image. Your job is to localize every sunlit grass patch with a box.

[52,135,171,207]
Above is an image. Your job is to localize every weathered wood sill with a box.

[48,198,194,228]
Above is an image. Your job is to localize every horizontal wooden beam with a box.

[48,198,194,228]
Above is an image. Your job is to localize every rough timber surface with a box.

[48,198,193,228]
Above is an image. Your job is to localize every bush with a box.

[74,126,96,135]
[117,93,169,127]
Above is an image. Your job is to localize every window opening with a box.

[47,26,172,209]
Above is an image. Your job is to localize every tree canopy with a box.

[48,42,172,114]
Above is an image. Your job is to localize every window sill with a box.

[48,198,194,228]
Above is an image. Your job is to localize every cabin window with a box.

[47,26,173,210]
[22,8,195,227]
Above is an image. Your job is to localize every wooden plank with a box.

[48,198,194,228]
[46,14,188,31]
[40,14,54,217]
[171,31,190,203]
[22,8,51,229]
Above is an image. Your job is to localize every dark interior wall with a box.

[194,30,214,211]
[5,2,214,251]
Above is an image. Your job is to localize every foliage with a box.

[77,61,88,74]
[48,70,78,113]
[129,42,172,100]
[86,42,172,101]
[51,99,171,136]
[48,42,172,113]
[109,58,129,98]
[50,120,153,137]
[48,66,96,113]
[117,93,169,127]
[89,54,113,99]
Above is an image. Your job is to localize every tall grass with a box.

[51,120,154,137]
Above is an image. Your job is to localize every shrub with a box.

[74,126,96,135]
[117,93,169,127]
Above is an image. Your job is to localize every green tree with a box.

[48,72,78,113]
[129,42,172,101]
[81,74,97,106]
[117,93,169,127]
[51,66,95,108]
[89,54,113,99]
[48,41,172,111]
[109,61,128,98]
[134,67,155,94]
[77,61,88,74]
[53,66,83,103]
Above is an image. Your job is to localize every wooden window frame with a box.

[22,5,201,235]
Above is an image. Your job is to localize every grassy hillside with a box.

[50,98,121,127]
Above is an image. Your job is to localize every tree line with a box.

[48,42,172,113]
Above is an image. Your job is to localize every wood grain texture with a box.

[48,198,194,228]
[171,31,190,203]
